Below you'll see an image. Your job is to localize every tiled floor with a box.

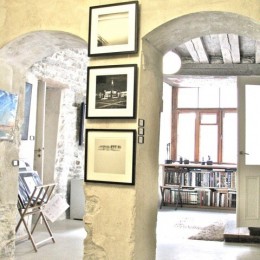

[14,208,260,260]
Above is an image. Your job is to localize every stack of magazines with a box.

[17,171,43,209]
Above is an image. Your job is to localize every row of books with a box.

[162,187,236,208]
[164,169,236,189]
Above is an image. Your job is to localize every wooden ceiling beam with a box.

[165,63,260,76]
[185,37,209,63]
[219,34,240,64]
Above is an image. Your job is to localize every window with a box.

[178,88,198,108]
[172,85,237,164]
[199,87,219,108]
[176,113,196,161]
[199,113,218,162]
[222,112,237,163]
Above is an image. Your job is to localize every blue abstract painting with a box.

[0,90,18,140]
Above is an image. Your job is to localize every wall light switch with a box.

[12,160,19,167]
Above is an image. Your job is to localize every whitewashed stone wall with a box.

[30,48,88,211]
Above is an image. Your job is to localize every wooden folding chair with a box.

[16,183,56,252]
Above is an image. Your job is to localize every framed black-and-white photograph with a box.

[86,64,137,119]
[88,1,138,56]
[85,129,136,185]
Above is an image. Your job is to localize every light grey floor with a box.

[15,208,260,260]
[156,207,260,260]
[15,219,86,260]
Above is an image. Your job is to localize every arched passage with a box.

[140,11,260,258]
[0,30,88,258]
[144,11,260,52]
[2,10,260,259]
[0,31,88,71]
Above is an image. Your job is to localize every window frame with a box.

[171,87,237,164]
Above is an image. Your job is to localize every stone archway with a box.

[144,11,260,52]
[0,30,88,258]
[0,31,88,71]
[140,11,260,258]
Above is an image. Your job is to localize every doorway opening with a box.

[0,31,89,255]
[141,11,260,256]
[18,44,88,218]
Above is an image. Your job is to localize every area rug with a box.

[188,221,225,241]
[166,214,227,241]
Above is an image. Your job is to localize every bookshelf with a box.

[160,163,237,209]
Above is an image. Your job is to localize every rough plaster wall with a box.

[0,63,25,258]
[139,0,260,38]
[0,205,17,257]
[133,40,163,260]
[0,2,90,48]
[0,0,260,50]
[30,48,88,212]
[0,35,88,257]
[83,1,260,259]
[83,67,139,259]
[84,185,135,259]
[0,1,259,259]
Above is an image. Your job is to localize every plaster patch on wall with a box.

[84,223,107,260]
[86,195,101,215]
[83,195,107,259]
[84,186,136,259]
[0,204,16,258]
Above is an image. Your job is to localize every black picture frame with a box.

[79,102,86,146]
[85,129,136,185]
[86,64,137,119]
[88,1,139,56]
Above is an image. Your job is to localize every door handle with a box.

[34,148,44,152]
[239,151,249,155]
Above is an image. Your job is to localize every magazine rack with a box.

[16,183,56,252]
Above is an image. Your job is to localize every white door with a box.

[19,73,38,168]
[237,76,260,227]
[33,80,46,181]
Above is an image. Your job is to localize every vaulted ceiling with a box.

[164,33,260,87]
[176,34,259,64]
